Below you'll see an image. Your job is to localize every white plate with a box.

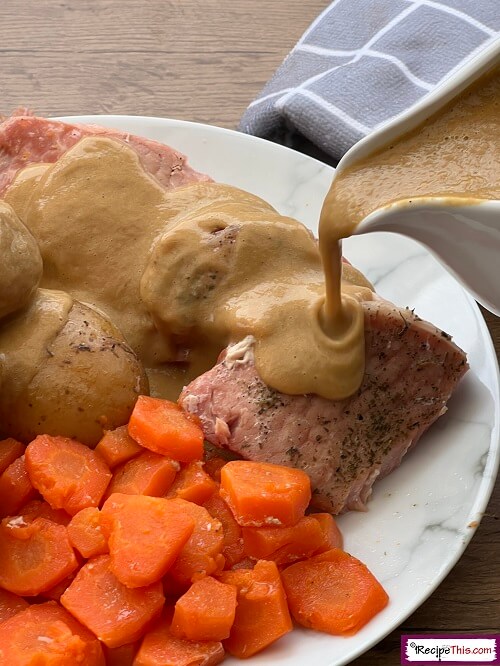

[59,116,500,666]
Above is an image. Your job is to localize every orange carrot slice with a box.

[0,438,25,476]
[281,548,389,635]
[61,555,164,648]
[204,493,245,568]
[217,560,292,658]
[134,610,224,666]
[95,426,143,470]
[67,507,109,559]
[101,494,194,588]
[310,512,343,551]
[0,456,37,519]
[128,396,204,462]
[167,498,224,585]
[25,435,111,515]
[242,515,327,565]
[220,460,311,527]
[104,450,178,499]
[0,601,104,665]
[167,461,217,505]
[171,576,237,642]
[0,588,29,624]
[0,516,78,596]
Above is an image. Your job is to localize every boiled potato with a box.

[0,201,42,320]
[0,289,148,446]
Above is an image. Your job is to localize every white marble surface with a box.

[60,116,500,666]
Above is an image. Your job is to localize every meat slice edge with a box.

[180,298,468,514]
[0,115,211,195]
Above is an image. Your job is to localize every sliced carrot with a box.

[242,515,328,566]
[67,507,109,559]
[0,456,37,519]
[61,555,164,648]
[310,512,343,551]
[0,601,104,665]
[104,450,178,499]
[103,641,139,666]
[167,498,225,586]
[19,499,71,526]
[0,588,29,624]
[172,576,237,642]
[25,435,112,515]
[203,457,227,483]
[101,494,194,588]
[220,460,311,527]
[281,548,389,635]
[95,426,143,470]
[128,396,204,462]
[0,438,25,476]
[217,560,292,658]
[134,610,224,666]
[167,461,217,505]
[0,516,78,596]
[204,493,245,568]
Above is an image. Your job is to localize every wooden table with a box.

[2,1,499,662]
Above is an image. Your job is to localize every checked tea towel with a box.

[240,0,500,164]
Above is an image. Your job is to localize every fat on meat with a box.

[180,298,468,514]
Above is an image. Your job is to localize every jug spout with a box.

[354,199,500,317]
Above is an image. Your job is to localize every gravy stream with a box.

[319,65,500,387]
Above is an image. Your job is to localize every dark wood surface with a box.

[1,1,498,662]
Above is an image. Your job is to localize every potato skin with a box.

[0,201,42,320]
[0,295,149,446]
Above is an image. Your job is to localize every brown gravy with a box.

[8,136,372,401]
[1,66,498,407]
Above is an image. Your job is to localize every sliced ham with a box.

[0,114,210,195]
[180,298,468,514]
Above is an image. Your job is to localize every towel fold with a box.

[240,0,500,164]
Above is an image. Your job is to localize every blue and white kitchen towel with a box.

[240,0,500,164]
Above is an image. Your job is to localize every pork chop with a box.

[180,298,468,514]
[0,114,210,195]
